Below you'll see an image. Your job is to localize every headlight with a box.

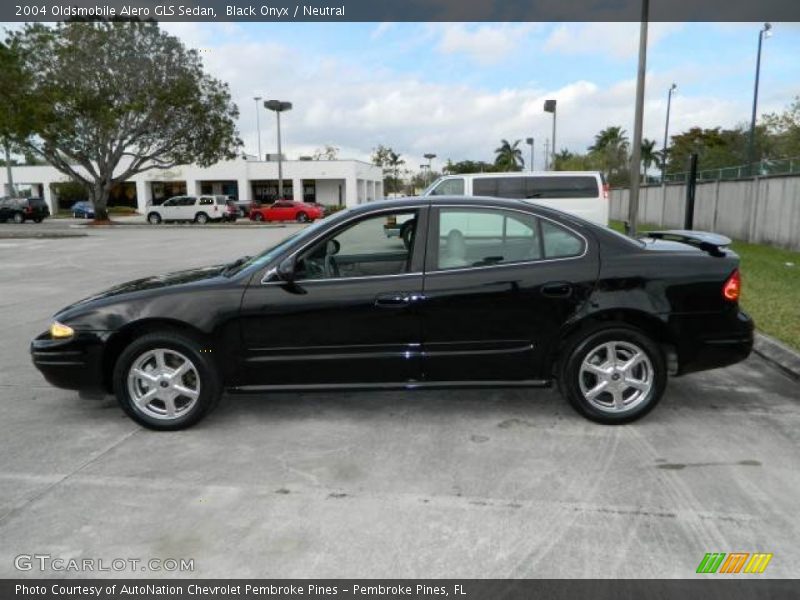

[49,322,74,339]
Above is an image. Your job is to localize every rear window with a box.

[28,198,46,207]
[216,196,229,205]
[473,176,599,199]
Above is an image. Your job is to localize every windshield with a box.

[224,216,333,276]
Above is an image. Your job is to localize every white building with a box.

[0,155,384,213]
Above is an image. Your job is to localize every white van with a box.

[421,171,609,225]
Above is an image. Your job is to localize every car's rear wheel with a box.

[296,212,309,223]
[113,332,221,430]
[558,326,665,424]
[254,212,264,222]
[195,212,209,224]
[33,217,43,223]
[12,212,24,224]
[147,212,162,225]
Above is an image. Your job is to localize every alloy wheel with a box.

[578,340,653,413]
[127,348,200,420]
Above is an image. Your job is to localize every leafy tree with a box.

[312,145,339,160]
[554,151,603,172]
[0,21,241,221]
[371,144,406,194]
[552,149,575,170]
[763,96,800,159]
[494,139,524,171]
[443,159,497,174]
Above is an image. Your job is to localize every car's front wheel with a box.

[195,212,209,224]
[113,332,222,430]
[558,326,665,424]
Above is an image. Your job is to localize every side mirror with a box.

[277,256,296,282]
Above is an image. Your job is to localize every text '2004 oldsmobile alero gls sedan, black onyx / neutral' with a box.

[31,197,753,430]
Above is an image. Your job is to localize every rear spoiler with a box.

[641,230,732,257]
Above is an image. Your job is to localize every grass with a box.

[609,220,800,351]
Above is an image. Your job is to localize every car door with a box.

[237,206,428,388]
[159,197,181,220]
[420,204,598,382]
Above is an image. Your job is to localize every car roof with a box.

[437,171,602,179]
[351,195,556,213]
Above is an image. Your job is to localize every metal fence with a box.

[663,156,800,184]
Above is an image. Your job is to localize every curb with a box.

[753,332,800,381]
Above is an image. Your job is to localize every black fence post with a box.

[684,153,698,230]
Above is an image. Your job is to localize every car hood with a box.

[59,264,226,312]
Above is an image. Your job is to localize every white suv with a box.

[147,195,229,224]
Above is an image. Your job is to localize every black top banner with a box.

[4,0,800,22]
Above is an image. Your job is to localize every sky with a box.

[10,21,800,173]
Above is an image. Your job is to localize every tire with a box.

[113,331,222,430]
[254,213,264,222]
[147,212,162,225]
[296,212,309,223]
[12,212,24,224]
[33,217,43,223]
[400,221,415,250]
[557,325,666,424]
[195,212,209,224]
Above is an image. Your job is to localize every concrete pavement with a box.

[0,222,798,578]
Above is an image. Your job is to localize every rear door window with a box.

[436,208,542,270]
[525,176,599,199]
[472,178,499,196]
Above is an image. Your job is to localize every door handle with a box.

[540,281,573,298]
[374,292,426,308]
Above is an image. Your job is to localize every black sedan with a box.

[31,196,753,430]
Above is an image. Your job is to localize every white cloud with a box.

[434,23,540,66]
[370,22,393,40]
[544,22,684,60]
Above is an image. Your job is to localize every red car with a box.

[249,200,324,223]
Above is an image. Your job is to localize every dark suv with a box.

[0,197,50,223]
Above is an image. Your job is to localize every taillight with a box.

[602,183,610,200]
[723,269,741,301]
[24,206,32,214]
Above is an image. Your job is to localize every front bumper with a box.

[674,309,754,375]
[30,330,110,393]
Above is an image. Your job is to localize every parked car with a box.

[31,196,753,430]
[71,201,95,219]
[421,172,609,226]
[0,197,50,223]
[236,200,254,218]
[249,200,324,223]
[146,195,231,224]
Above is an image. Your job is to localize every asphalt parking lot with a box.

[0,219,798,578]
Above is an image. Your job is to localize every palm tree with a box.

[494,139,524,171]
[588,126,630,185]
[640,138,657,179]
[387,151,405,194]
[553,149,574,170]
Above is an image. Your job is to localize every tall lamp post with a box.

[627,0,649,237]
[747,23,772,176]
[525,137,535,172]
[253,96,263,160]
[661,83,677,183]
[264,100,292,199]
[543,99,557,171]
[423,153,436,186]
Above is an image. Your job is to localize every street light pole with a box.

[264,100,292,199]
[254,96,262,160]
[525,137,534,172]
[661,83,677,183]
[627,0,649,237]
[423,153,436,186]
[747,23,772,176]
[544,100,557,171]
